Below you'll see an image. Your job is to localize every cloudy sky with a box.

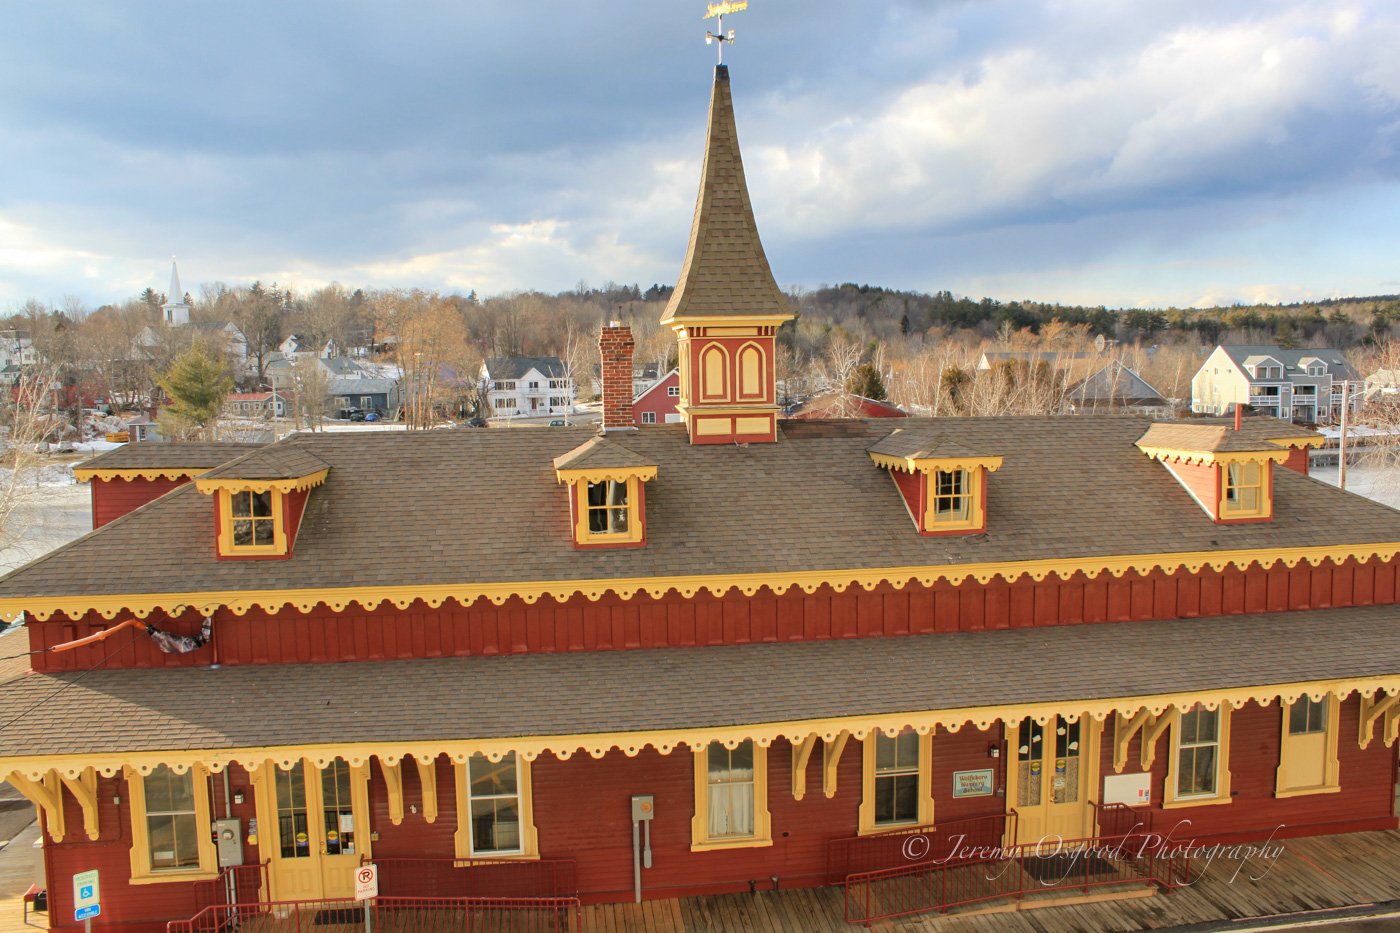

[4,1,1399,311]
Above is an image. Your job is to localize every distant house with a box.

[482,357,574,418]
[976,350,1088,371]
[787,392,906,419]
[1067,361,1171,416]
[133,321,247,365]
[223,390,286,419]
[329,376,400,416]
[1191,345,1361,425]
[632,368,682,425]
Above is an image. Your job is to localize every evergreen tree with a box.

[158,344,233,438]
[846,362,888,401]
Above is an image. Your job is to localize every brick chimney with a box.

[599,321,636,431]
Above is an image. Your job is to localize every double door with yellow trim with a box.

[1006,716,1101,846]
[255,758,370,901]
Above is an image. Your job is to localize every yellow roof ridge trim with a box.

[194,468,330,496]
[869,452,1005,475]
[2,675,1394,782]
[72,468,210,484]
[555,466,658,485]
[6,543,1399,621]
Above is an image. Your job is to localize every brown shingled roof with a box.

[660,66,792,324]
[0,605,1395,758]
[198,438,330,481]
[2,415,1398,609]
[867,428,994,462]
[552,436,656,473]
[74,442,264,473]
[1137,422,1284,453]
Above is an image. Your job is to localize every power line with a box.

[0,638,135,737]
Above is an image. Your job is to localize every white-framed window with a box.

[494,381,516,391]
[667,385,680,397]
[467,753,522,855]
[641,411,657,424]
[1164,704,1232,807]
[930,469,970,523]
[494,398,516,410]
[690,740,770,849]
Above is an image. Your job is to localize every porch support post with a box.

[7,771,66,842]
[1359,692,1399,749]
[415,757,438,823]
[1139,711,1173,771]
[822,731,849,799]
[378,758,404,825]
[791,734,817,801]
[59,768,101,841]
[1113,709,1154,774]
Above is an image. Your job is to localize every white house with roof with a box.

[481,357,575,418]
[1191,345,1362,424]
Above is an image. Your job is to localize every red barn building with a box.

[2,64,1400,933]
[632,369,681,425]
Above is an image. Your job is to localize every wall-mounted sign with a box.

[952,768,995,798]
[1103,772,1152,807]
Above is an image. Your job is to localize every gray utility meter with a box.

[629,795,654,902]
[213,818,243,867]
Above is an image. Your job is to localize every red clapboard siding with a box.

[90,476,190,529]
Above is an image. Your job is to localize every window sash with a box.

[467,752,523,855]
[873,732,921,825]
[1176,708,1220,797]
[930,470,969,522]
[144,766,200,871]
[1289,696,1327,735]
[706,741,756,838]
[1224,462,1262,513]
[586,480,630,535]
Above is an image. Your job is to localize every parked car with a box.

[549,420,567,427]
[467,417,487,428]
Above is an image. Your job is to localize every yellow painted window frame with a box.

[1220,460,1269,519]
[858,730,935,834]
[217,488,288,556]
[1163,705,1233,808]
[1275,696,1341,798]
[924,467,982,531]
[574,476,643,545]
[453,753,539,860]
[690,740,772,851]
[125,764,219,884]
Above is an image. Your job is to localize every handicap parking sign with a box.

[73,869,100,922]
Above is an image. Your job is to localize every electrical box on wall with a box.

[213,818,243,867]
[630,795,654,822]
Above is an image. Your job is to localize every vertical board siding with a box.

[31,556,1400,672]
[90,477,191,529]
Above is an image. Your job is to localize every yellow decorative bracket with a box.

[1139,711,1174,771]
[791,734,817,801]
[59,768,101,841]
[7,771,66,842]
[1359,692,1399,749]
[416,758,438,824]
[822,731,849,799]
[1113,709,1156,773]
[379,758,404,826]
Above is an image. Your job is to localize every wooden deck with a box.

[585,829,1400,931]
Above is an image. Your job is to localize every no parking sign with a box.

[355,864,379,901]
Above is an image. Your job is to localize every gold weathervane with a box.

[704,1,747,65]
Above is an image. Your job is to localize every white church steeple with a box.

[162,258,190,326]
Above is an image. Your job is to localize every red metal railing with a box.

[192,861,270,913]
[1092,801,1154,841]
[360,856,578,898]
[825,810,1015,883]
[166,895,583,933]
[842,832,1190,926]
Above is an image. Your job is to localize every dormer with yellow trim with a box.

[868,429,1003,536]
[661,65,794,446]
[554,437,658,549]
[193,446,330,559]
[1135,422,1321,524]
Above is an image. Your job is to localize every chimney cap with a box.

[608,320,623,327]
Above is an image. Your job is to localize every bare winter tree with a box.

[0,363,66,561]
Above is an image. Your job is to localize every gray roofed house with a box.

[482,357,575,419]
[1068,360,1171,415]
[1192,344,1363,424]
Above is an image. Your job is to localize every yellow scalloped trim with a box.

[2,675,1394,782]
[5,543,1399,622]
[868,452,1005,475]
[194,468,329,496]
[72,468,209,484]
[555,465,658,485]
[1137,445,1290,467]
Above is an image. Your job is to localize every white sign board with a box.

[73,868,100,922]
[1103,771,1152,807]
[354,864,379,901]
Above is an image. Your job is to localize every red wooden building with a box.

[2,64,1400,932]
[73,443,264,529]
[631,369,681,426]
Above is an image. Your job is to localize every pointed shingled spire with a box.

[168,258,183,304]
[660,65,790,324]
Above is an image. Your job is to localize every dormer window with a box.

[554,437,657,549]
[868,430,1002,536]
[930,469,972,527]
[1222,462,1264,517]
[194,444,330,559]
[227,489,281,550]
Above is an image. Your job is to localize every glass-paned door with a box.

[260,758,367,901]
[1008,716,1098,845]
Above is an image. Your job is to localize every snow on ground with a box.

[1312,463,1400,511]
[0,462,90,578]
